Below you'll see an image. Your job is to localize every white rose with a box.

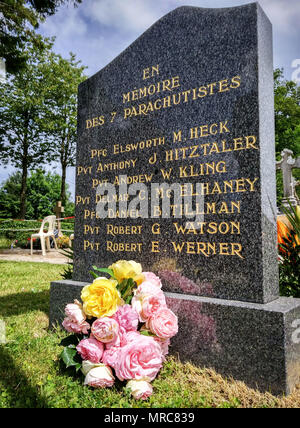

[126,379,153,400]
[81,360,103,376]
[84,364,115,388]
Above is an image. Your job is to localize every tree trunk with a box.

[60,131,69,207]
[19,157,28,219]
[19,120,29,219]
[60,162,67,206]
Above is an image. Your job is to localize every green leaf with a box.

[280,201,300,238]
[117,279,129,293]
[60,248,74,259]
[140,330,156,337]
[89,270,98,279]
[125,295,133,304]
[60,346,81,370]
[91,267,117,280]
[60,334,80,347]
[121,278,136,300]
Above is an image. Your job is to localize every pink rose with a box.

[62,300,90,334]
[113,304,139,332]
[65,300,86,324]
[142,294,167,323]
[142,272,162,288]
[135,281,164,297]
[62,317,90,335]
[103,329,139,361]
[102,345,120,368]
[131,282,166,322]
[91,317,119,343]
[146,307,178,339]
[123,330,141,344]
[126,379,153,400]
[154,336,170,356]
[114,333,163,381]
[76,337,104,363]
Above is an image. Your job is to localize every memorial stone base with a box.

[50,280,300,395]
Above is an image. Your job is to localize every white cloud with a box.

[0,164,15,185]
[38,0,300,68]
[41,4,87,39]
[82,0,160,33]
[37,0,300,79]
[168,0,300,34]
[259,0,300,35]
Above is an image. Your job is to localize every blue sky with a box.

[1,0,300,199]
[39,0,300,80]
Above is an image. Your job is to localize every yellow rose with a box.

[109,260,144,285]
[81,277,121,318]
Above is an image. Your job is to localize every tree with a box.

[274,69,300,157]
[274,69,300,201]
[0,0,82,73]
[0,169,74,219]
[26,169,73,219]
[0,171,22,218]
[0,36,56,218]
[28,1,82,16]
[43,52,86,205]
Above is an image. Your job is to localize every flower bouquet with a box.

[60,260,178,400]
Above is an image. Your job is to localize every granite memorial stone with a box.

[73,2,277,304]
[50,3,300,395]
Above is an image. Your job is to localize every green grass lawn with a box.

[0,260,299,408]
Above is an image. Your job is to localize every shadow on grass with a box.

[0,290,49,318]
[0,345,49,408]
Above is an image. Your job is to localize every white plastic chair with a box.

[30,215,58,256]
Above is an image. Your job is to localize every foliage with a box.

[0,172,22,219]
[0,170,74,220]
[0,0,82,74]
[28,1,82,16]
[26,169,74,219]
[60,344,82,372]
[90,267,117,281]
[278,204,300,298]
[274,69,300,201]
[0,35,85,217]
[0,36,57,218]
[274,69,300,156]
[41,52,87,204]
[0,219,41,248]
[281,204,300,237]
[0,0,40,74]
[0,236,11,249]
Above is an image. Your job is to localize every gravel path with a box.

[0,248,69,264]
